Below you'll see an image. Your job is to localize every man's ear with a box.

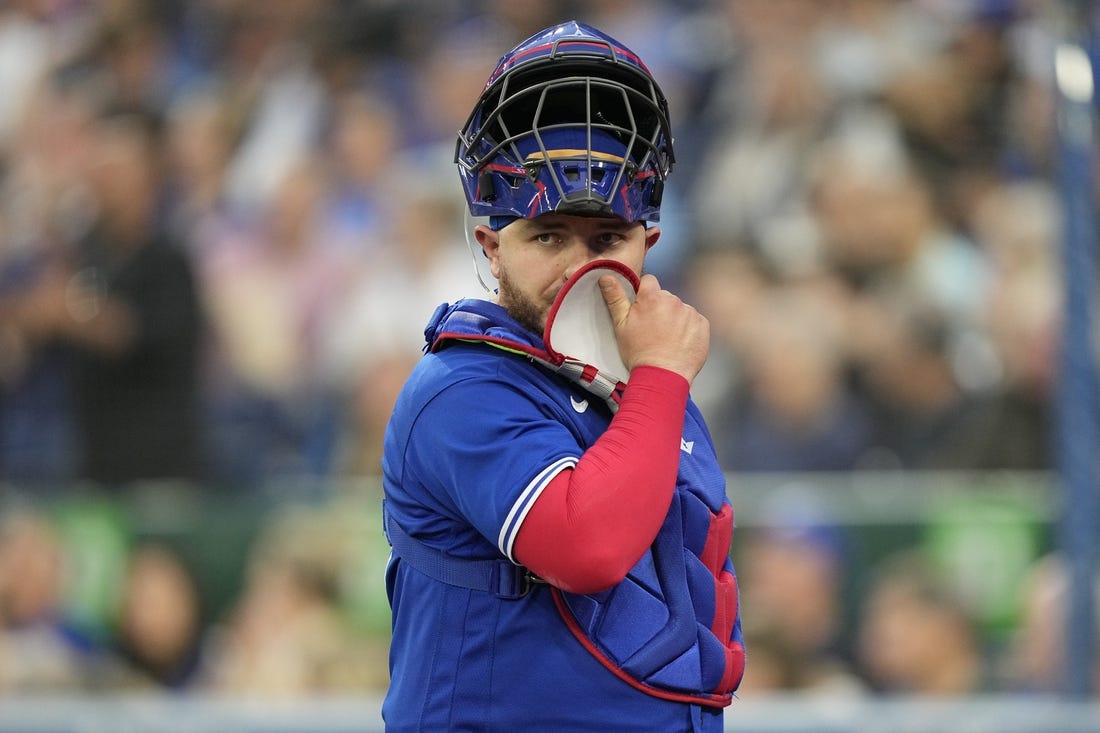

[473,224,501,278]
[644,225,662,250]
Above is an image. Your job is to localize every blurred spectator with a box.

[4,103,204,488]
[691,0,832,251]
[808,122,990,327]
[216,0,330,217]
[162,85,240,249]
[966,180,1060,469]
[735,486,864,695]
[855,299,995,469]
[314,88,401,258]
[1001,552,1100,695]
[0,71,100,486]
[736,620,812,695]
[0,1,77,156]
[204,507,380,695]
[320,161,472,474]
[402,12,523,155]
[879,1,1018,226]
[856,549,987,695]
[0,505,138,691]
[64,0,183,112]
[813,0,943,106]
[804,123,1010,469]
[0,508,81,691]
[198,157,351,490]
[0,223,76,487]
[111,541,208,690]
[716,280,877,472]
[997,7,1058,179]
[679,244,766,420]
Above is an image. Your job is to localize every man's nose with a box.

[561,239,598,281]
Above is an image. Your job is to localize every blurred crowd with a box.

[2,485,1097,699]
[0,497,392,695]
[0,0,1091,702]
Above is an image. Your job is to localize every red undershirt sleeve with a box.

[512,365,688,595]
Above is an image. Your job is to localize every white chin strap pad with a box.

[544,260,639,388]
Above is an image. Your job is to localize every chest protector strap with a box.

[426,260,639,412]
[383,502,541,600]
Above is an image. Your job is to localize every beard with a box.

[496,267,547,336]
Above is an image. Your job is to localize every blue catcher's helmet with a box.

[455,20,675,223]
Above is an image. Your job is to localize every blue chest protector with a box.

[386,299,745,707]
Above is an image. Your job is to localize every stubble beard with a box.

[496,267,547,336]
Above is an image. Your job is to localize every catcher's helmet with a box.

[455,20,674,223]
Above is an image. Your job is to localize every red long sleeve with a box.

[513,365,688,594]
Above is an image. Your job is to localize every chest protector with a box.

[414,287,746,707]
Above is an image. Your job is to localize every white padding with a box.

[545,264,636,386]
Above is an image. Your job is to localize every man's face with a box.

[474,213,660,334]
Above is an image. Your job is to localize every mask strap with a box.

[463,208,498,296]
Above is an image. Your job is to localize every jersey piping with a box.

[499,454,578,560]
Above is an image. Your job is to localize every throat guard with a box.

[543,260,636,387]
[426,260,638,411]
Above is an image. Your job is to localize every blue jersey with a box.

[381,300,740,732]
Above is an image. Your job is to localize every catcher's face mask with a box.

[455,20,674,224]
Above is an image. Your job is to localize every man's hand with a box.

[599,273,709,384]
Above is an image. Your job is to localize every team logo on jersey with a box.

[570,395,589,413]
[681,438,694,455]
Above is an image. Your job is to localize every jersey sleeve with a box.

[402,374,582,558]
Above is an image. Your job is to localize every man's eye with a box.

[535,233,559,245]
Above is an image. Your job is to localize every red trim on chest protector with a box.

[701,504,746,693]
[550,587,734,708]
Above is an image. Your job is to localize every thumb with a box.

[598,274,632,326]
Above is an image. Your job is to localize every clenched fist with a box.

[599,273,709,384]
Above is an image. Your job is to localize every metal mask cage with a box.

[456,55,674,219]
